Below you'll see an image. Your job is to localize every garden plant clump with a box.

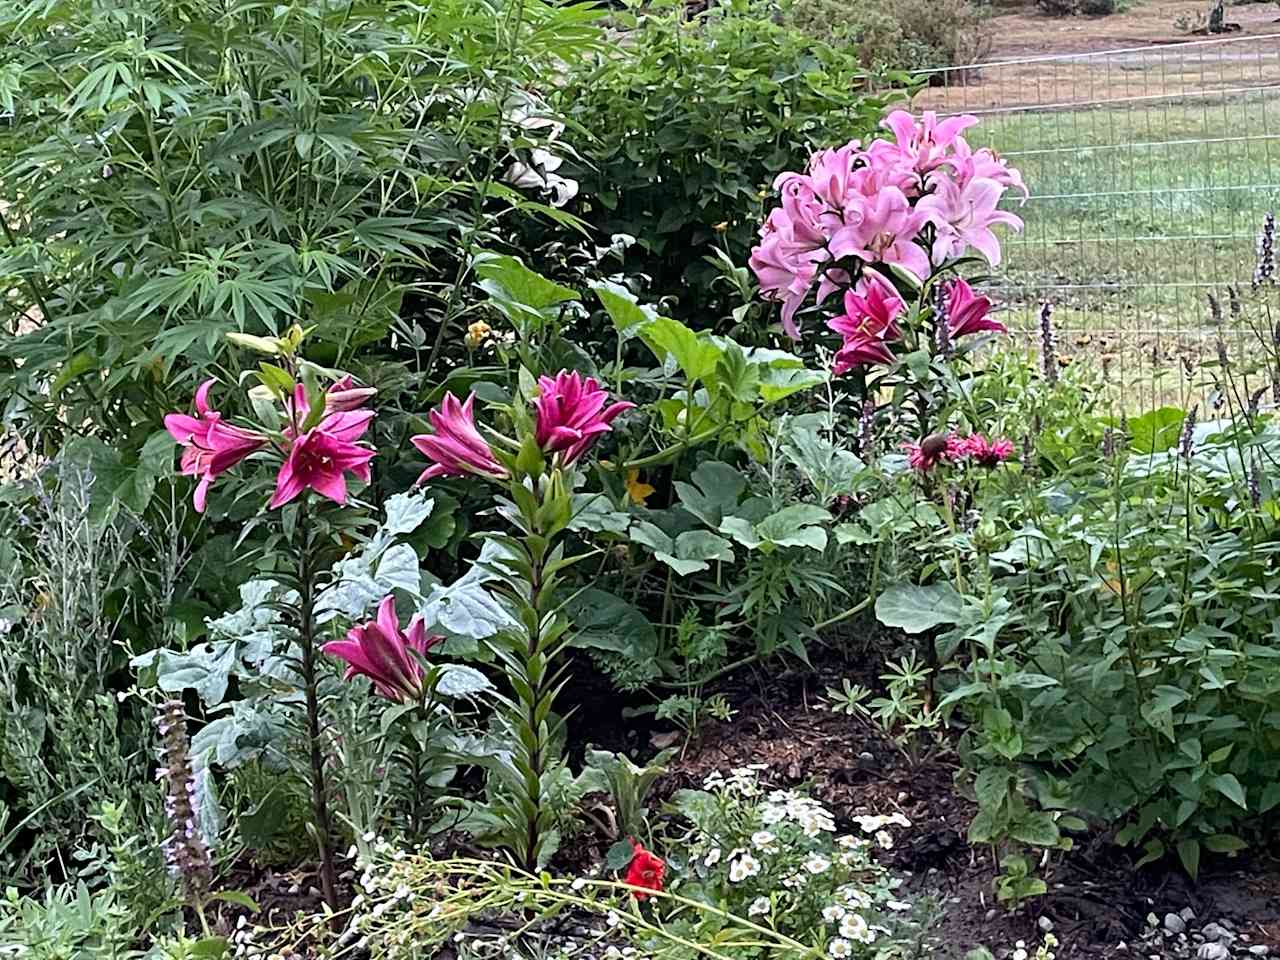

[3,0,1280,957]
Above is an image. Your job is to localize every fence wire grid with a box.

[916,33,1280,411]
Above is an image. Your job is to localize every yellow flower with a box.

[625,468,655,506]
[465,320,492,350]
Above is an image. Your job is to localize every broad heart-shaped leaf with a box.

[783,420,865,498]
[875,582,965,635]
[154,641,239,705]
[1123,406,1186,454]
[673,461,746,527]
[1008,811,1060,847]
[435,664,493,698]
[474,252,578,336]
[756,365,827,403]
[639,316,723,382]
[636,526,735,575]
[569,493,631,536]
[590,279,658,339]
[754,504,831,550]
[566,588,658,656]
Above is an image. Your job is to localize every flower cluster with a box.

[155,699,213,902]
[412,370,632,484]
[749,110,1024,339]
[677,767,915,957]
[904,432,1014,473]
[166,374,375,513]
[323,594,443,703]
[1255,210,1275,287]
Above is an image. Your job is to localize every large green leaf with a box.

[875,582,965,634]
[566,588,658,656]
[639,316,722,381]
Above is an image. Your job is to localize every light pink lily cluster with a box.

[323,595,443,703]
[904,432,1014,473]
[412,370,633,484]
[749,110,1025,340]
[166,375,376,512]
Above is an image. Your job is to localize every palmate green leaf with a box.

[589,279,656,339]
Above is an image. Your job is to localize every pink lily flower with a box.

[533,371,635,464]
[961,434,1015,468]
[917,175,1023,267]
[802,141,862,210]
[875,110,979,175]
[944,278,1006,339]
[829,186,930,282]
[164,379,268,512]
[411,392,509,484]
[322,375,378,414]
[322,595,443,703]
[946,137,1029,201]
[904,433,966,472]
[285,376,377,433]
[829,271,905,375]
[269,424,375,509]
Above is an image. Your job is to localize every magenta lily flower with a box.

[323,595,443,703]
[269,423,375,509]
[411,392,509,484]
[533,371,635,465]
[944,279,1006,339]
[917,176,1023,267]
[961,434,1015,468]
[164,379,268,512]
[829,272,905,376]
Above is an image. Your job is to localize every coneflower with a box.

[933,284,953,359]
[858,399,876,462]
[1179,404,1199,463]
[155,699,213,902]
[1038,301,1058,384]
[1254,211,1275,287]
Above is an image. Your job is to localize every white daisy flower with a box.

[703,848,722,867]
[841,887,871,908]
[751,831,777,850]
[828,938,853,958]
[760,804,786,825]
[822,905,847,923]
[804,855,831,875]
[875,830,894,850]
[840,913,876,944]
[728,854,761,883]
[748,897,771,917]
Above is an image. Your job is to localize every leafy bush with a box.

[782,0,992,75]
[552,4,898,326]
[1039,0,1124,13]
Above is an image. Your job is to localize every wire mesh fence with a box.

[916,33,1280,411]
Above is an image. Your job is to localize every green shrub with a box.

[552,4,899,327]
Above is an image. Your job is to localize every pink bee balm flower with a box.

[944,279,1006,339]
[164,379,268,512]
[412,393,508,484]
[533,371,635,465]
[904,433,966,472]
[270,423,375,509]
[917,175,1023,268]
[829,271,905,375]
[322,595,443,703]
[962,434,1015,468]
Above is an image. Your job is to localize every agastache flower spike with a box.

[933,284,952,359]
[155,700,213,902]
[1250,452,1263,508]
[858,399,877,461]
[1038,301,1058,384]
[1254,211,1275,287]
[1179,405,1199,463]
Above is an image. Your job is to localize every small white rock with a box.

[1198,944,1230,960]
[1039,917,1055,933]
[1165,913,1187,935]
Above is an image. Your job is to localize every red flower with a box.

[623,838,665,900]
[961,433,1015,467]
[904,433,965,472]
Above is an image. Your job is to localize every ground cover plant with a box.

[3,0,1280,957]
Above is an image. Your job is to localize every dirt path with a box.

[986,1,1280,60]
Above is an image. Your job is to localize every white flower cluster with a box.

[702,763,770,797]
[759,790,837,838]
